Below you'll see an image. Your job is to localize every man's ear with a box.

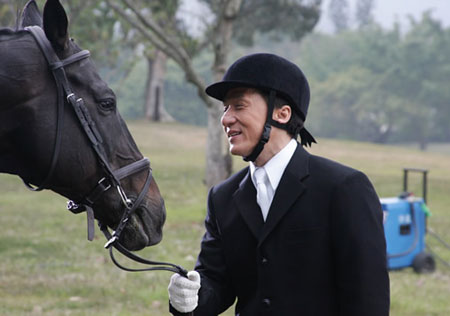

[19,0,43,28]
[272,105,292,124]
[43,0,69,51]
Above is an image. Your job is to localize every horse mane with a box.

[0,27,16,35]
[0,27,27,41]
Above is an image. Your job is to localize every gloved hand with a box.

[168,270,201,313]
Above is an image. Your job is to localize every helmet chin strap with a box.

[244,90,279,162]
[243,89,316,162]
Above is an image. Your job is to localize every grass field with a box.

[1,121,449,316]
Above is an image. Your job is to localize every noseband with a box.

[24,26,187,277]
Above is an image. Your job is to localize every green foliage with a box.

[101,0,322,124]
[225,0,322,46]
[113,52,212,124]
[66,1,120,67]
[355,0,375,28]
[299,14,450,148]
[164,60,208,125]
[396,13,450,144]
[111,59,147,119]
[0,1,17,27]
[328,0,349,32]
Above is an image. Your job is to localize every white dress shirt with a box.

[250,139,298,220]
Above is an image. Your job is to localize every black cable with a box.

[426,227,450,268]
[428,228,450,250]
[426,244,450,268]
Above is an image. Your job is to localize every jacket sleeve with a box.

[331,171,390,316]
[170,187,236,316]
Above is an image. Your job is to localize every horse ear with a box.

[19,0,43,28]
[43,0,69,51]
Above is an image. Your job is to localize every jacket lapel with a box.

[258,144,310,247]
[233,170,264,240]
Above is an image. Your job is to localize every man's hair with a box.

[260,90,304,139]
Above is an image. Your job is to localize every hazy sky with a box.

[317,0,450,32]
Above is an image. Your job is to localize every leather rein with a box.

[23,26,187,277]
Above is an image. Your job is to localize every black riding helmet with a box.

[205,53,316,162]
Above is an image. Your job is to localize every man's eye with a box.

[223,105,230,112]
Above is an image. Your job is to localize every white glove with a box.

[168,270,201,313]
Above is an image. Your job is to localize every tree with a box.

[300,25,404,143]
[301,12,450,149]
[105,0,321,187]
[394,12,450,149]
[54,0,175,122]
[140,1,178,122]
[310,65,405,143]
[144,49,175,122]
[355,0,375,28]
[230,0,322,46]
[328,0,349,33]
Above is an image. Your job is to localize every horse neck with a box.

[0,31,41,178]
[0,132,23,177]
[0,108,29,177]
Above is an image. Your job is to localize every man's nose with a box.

[221,107,235,127]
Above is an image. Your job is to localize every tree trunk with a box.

[144,50,174,122]
[204,0,241,188]
[419,137,428,151]
[205,102,232,187]
[372,124,392,144]
[104,0,241,187]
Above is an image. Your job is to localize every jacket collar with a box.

[233,171,265,240]
[233,143,310,243]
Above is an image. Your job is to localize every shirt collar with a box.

[250,139,297,192]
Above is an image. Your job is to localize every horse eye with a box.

[99,99,116,111]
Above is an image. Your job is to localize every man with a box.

[168,53,390,315]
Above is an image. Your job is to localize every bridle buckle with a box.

[98,177,112,191]
[117,185,132,209]
[104,235,118,249]
[67,200,86,214]
[66,93,75,102]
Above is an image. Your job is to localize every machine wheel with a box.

[412,252,436,273]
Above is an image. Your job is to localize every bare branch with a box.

[105,0,183,65]
[119,0,190,67]
[105,0,213,108]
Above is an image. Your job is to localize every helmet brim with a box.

[205,80,263,102]
[205,79,306,121]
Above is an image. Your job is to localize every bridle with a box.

[23,26,188,277]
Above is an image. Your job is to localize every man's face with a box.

[221,88,267,157]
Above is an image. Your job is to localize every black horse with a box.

[0,0,166,252]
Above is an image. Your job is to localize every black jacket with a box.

[171,144,390,316]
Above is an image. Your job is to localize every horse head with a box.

[0,0,166,251]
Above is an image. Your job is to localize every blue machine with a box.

[381,168,435,273]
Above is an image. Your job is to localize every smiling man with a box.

[167,53,390,316]
[222,87,293,166]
